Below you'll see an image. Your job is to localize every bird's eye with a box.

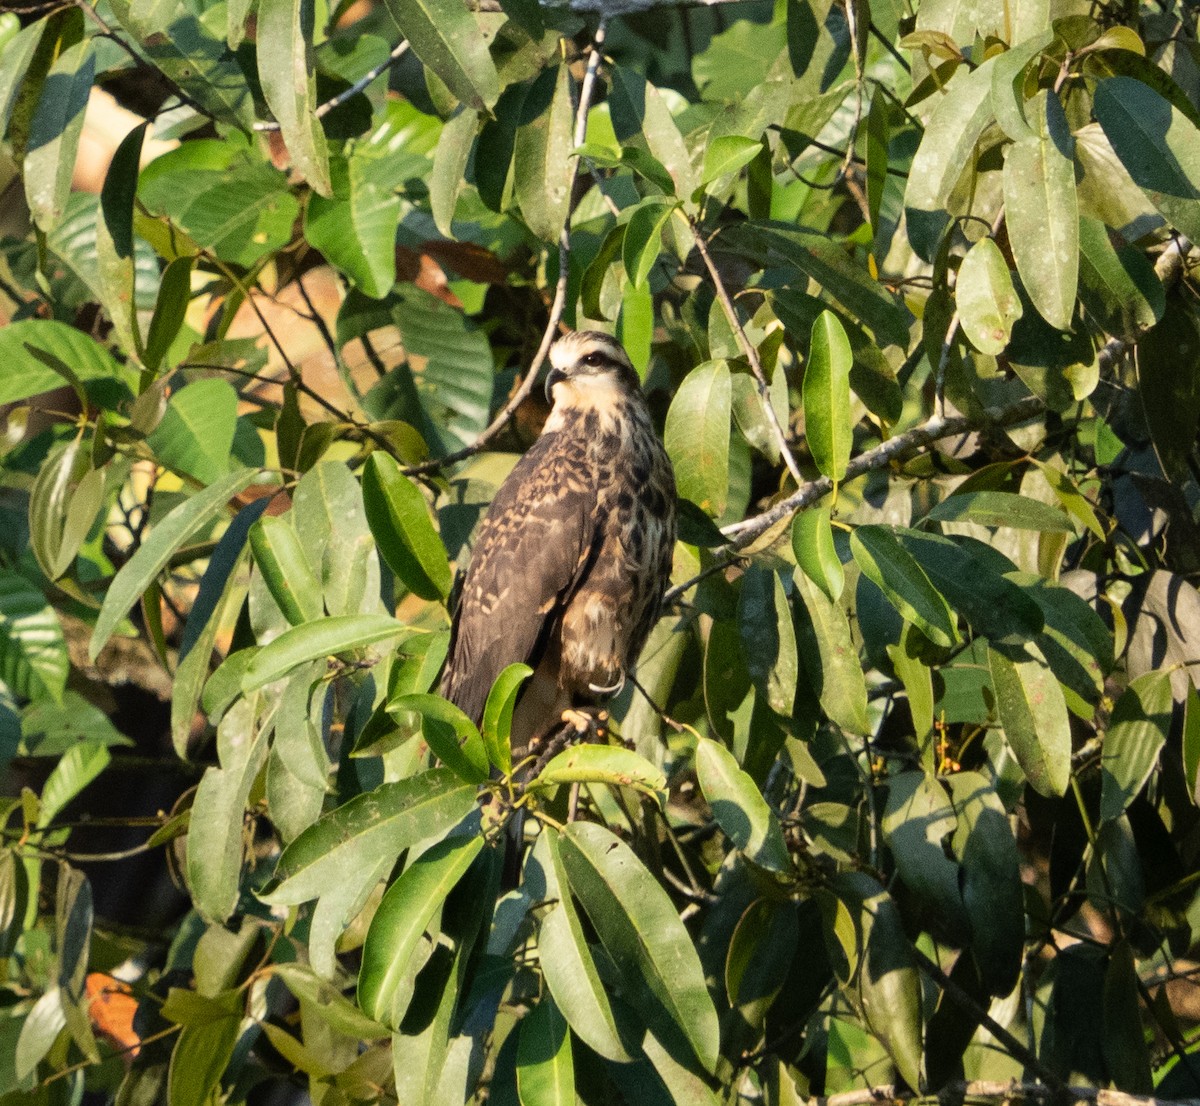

[582,351,605,367]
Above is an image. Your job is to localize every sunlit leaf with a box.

[664,360,731,517]
[1100,671,1173,821]
[804,311,853,483]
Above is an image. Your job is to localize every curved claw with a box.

[588,672,625,697]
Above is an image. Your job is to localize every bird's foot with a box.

[561,708,592,735]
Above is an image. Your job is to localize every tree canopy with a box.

[2,0,1200,1103]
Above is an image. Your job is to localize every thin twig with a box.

[254,41,410,132]
[402,19,610,477]
[690,223,805,485]
[801,1082,1200,1106]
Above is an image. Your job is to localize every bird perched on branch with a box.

[440,330,677,768]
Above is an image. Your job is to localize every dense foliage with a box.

[2,0,1200,1102]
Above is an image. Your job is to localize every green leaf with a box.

[608,67,695,198]
[0,19,48,139]
[850,525,957,648]
[257,0,331,196]
[0,320,129,406]
[430,107,476,237]
[1100,671,1173,821]
[989,30,1053,142]
[388,693,487,783]
[96,122,147,357]
[695,737,790,871]
[623,199,678,289]
[90,469,257,660]
[264,768,475,906]
[664,360,731,517]
[1135,297,1200,488]
[147,378,238,485]
[725,899,798,1031]
[514,64,575,242]
[700,134,762,190]
[15,988,65,1080]
[803,310,853,483]
[904,58,997,261]
[361,452,451,602]
[865,92,889,235]
[1094,76,1200,243]
[1185,682,1200,806]
[892,530,1044,645]
[738,567,798,716]
[517,996,575,1106]
[357,832,483,1028]
[529,745,667,801]
[956,237,1022,355]
[795,570,869,735]
[538,894,635,1062]
[380,0,499,111]
[988,640,1071,797]
[0,570,68,703]
[38,742,110,828]
[143,255,195,372]
[1003,90,1078,331]
[925,490,1074,532]
[166,995,242,1106]
[558,821,720,1074]
[187,697,270,922]
[248,514,324,625]
[792,506,844,601]
[241,614,411,691]
[24,39,94,231]
[1077,219,1163,342]
[480,663,532,775]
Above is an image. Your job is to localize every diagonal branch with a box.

[690,222,805,486]
[402,20,610,477]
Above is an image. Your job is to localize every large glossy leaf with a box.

[24,39,93,231]
[0,570,67,704]
[187,698,270,922]
[557,822,720,1074]
[738,567,798,716]
[257,0,331,196]
[241,615,411,691]
[608,67,695,198]
[480,663,531,774]
[1100,671,1173,821]
[988,640,1071,797]
[147,378,238,485]
[1094,76,1200,243]
[380,0,499,111]
[1003,90,1078,331]
[37,742,111,828]
[387,693,487,783]
[529,745,667,800]
[362,452,451,602]
[1076,216,1163,339]
[357,833,482,1027]
[792,507,843,601]
[623,198,678,289]
[695,737,790,871]
[95,122,146,357]
[804,311,852,483]
[513,64,574,242]
[850,525,956,648]
[664,360,731,517]
[904,58,997,260]
[1135,298,1200,487]
[430,107,475,236]
[517,995,574,1106]
[263,768,475,906]
[90,468,258,660]
[956,237,1022,355]
[142,255,195,371]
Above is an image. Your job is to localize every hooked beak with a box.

[544,366,566,404]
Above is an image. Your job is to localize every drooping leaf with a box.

[623,198,678,289]
[248,514,324,626]
[1100,671,1173,822]
[664,360,731,517]
[146,378,238,485]
[792,507,844,601]
[380,0,499,111]
[804,311,853,483]
[480,663,531,775]
[517,995,575,1106]
[387,693,487,783]
[142,255,195,371]
[257,0,332,196]
[794,571,869,735]
[0,570,68,704]
[513,64,575,242]
[241,615,411,691]
[695,737,790,871]
[956,237,1022,355]
[1003,90,1078,331]
[361,452,452,602]
[0,320,130,406]
[528,745,667,801]
[988,640,1071,797]
[357,833,483,1028]
[557,821,720,1075]
[850,526,956,648]
[926,490,1074,532]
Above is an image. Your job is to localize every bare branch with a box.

[402,20,610,476]
[804,1083,1200,1106]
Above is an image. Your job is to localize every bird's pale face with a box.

[544,331,640,405]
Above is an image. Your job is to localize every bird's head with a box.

[545,331,641,406]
